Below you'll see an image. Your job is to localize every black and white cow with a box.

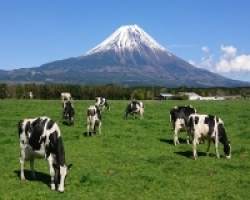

[125,100,144,119]
[62,100,75,125]
[87,105,102,136]
[170,105,197,145]
[189,114,231,160]
[18,116,72,192]
[95,97,110,111]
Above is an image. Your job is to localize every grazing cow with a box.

[61,92,72,102]
[28,92,33,100]
[87,105,102,136]
[189,114,231,160]
[62,100,75,125]
[125,100,144,119]
[18,116,72,192]
[95,97,110,111]
[170,105,197,145]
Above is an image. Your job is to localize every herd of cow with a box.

[17,92,231,192]
[170,105,231,160]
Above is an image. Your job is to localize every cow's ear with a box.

[67,164,73,170]
[53,164,59,169]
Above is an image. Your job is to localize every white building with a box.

[158,93,174,100]
[179,92,201,100]
[179,92,225,100]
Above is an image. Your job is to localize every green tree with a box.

[0,83,7,99]
[16,84,25,99]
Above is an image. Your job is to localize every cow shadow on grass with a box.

[83,132,89,137]
[14,170,51,189]
[61,120,74,126]
[174,151,207,158]
[82,131,97,137]
[159,138,187,145]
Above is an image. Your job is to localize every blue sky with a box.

[1,0,250,82]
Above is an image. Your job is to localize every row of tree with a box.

[0,83,249,100]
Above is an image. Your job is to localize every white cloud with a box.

[220,45,236,59]
[190,46,214,71]
[200,55,214,70]
[216,45,250,72]
[201,46,209,53]
[190,45,250,81]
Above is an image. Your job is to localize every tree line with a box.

[0,83,249,100]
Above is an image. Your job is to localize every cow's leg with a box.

[215,135,220,158]
[186,130,190,144]
[69,115,74,126]
[87,118,93,136]
[139,109,142,119]
[89,122,95,136]
[206,139,211,156]
[174,122,180,145]
[87,124,90,136]
[140,109,144,119]
[19,147,28,181]
[20,157,26,180]
[47,155,56,190]
[193,137,198,160]
[173,130,180,145]
[30,159,36,179]
[99,121,102,135]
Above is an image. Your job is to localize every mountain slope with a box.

[0,24,249,87]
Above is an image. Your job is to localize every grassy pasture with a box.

[0,99,249,200]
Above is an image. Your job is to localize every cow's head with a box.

[218,123,231,159]
[53,163,73,192]
[224,141,231,159]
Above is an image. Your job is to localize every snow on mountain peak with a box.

[84,24,168,56]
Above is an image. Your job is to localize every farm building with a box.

[157,93,174,100]
[156,92,242,101]
[200,96,225,100]
[179,92,226,100]
[178,92,202,100]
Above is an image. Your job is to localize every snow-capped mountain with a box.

[0,24,249,87]
[81,24,179,67]
[85,24,168,55]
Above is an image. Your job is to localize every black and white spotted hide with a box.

[169,105,197,145]
[95,97,110,111]
[87,105,102,136]
[62,100,75,125]
[18,116,72,192]
[189,114,231,160]
[125,100,144,119]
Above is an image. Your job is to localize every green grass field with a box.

[0,99,249,200]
